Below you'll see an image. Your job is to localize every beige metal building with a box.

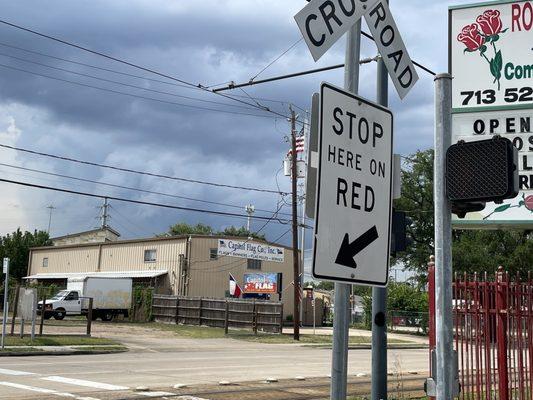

[26,231,297,318]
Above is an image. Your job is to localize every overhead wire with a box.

[0,62,273,118]
[0,18,303,124]
[0,177,292,224]
[0,161,295,218]
[249,37,303,82]
[0,50,263,111]
[0,143,289,195]
[0,40,305,108]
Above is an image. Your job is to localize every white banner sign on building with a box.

[450,0,533,227]
[217,239,284,263]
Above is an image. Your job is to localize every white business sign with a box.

[364,0,419,99]
[294,0,379,62]
[450,1,533,111]
[217,239,284,263]
[2,258,7,274]
[312,83,393,285]
[450,0,533,227]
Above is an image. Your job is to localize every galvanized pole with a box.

[290,106,301,341]
[434,73,454,400]
[371,50,388,400]
[331,20,361,400]
[1,258,9,350]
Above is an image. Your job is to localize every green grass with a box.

[2,335,118,347]
[137,322,409,344]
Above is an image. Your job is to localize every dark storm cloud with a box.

[0,0,458,244]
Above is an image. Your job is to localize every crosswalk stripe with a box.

[138,392,175,397]
[41,376,129,391]
[0,381,100,400]
[0,368,36,376]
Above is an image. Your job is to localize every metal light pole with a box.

[434,73,454,400]
[371,49,389,400]
[331,20,361,400]
[1,258,9,350]
[245,204,255,233]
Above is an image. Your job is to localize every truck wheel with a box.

[54,309,66,320]
[44,313,52,320]
[101,312,114,322]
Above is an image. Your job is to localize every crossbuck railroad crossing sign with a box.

[294,0,419,99]
[312,83,393,285]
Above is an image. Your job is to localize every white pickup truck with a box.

[38,277,132,321]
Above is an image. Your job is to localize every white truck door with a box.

[64,291,82,314]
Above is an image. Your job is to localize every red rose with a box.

[476,9,502,36]
[457,24,485,51]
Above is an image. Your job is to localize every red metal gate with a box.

[429,264,533,400]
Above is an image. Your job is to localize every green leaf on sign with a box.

[480,45,487,55]
[494,204,511,213]
[492,34,500,43]
[519,200,525,207]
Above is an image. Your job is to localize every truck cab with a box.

[38,290,82,320]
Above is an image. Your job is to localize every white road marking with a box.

[137,392,175,397]
[0,368,36,376]
[0,381,100,400]
[41,376,129,391]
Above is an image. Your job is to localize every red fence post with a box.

[428,255,436,400]
[496,266,509,400]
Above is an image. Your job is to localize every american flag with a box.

[287,136,305,157]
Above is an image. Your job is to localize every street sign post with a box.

[294,0,379,62]
[306,93,319,219]
[1,258,9,350]
[312,82,393,286]
[364,0,419,99]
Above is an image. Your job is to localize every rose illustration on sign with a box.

[457,9,508,90]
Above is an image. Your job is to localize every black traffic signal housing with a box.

[446,136,519,218]
[391,210,412,257]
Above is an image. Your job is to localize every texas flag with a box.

[229,273,242,298]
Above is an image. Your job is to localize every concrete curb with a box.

[0,347,128,357]
[304,343,429,350]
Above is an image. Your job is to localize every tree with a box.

[219,226,265,240]
[395,148,533,282]
[164,222,213,236]
[393,149,434,281]
[0,229,51,281]
[163,222,265,240]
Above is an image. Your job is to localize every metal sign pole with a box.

[1,258,9,350]
[434,73,454,400]
[371,40,389,400]
[330,20,361,400]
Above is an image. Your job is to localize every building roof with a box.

[31,234,294,252]
[51,226,121,241]
[24,270,168,280]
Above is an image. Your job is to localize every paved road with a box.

[0,324,429,399]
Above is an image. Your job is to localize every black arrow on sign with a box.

[335,225,379,269]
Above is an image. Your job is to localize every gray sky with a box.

[0,0,458,245]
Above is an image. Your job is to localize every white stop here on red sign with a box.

[312,83,393,286]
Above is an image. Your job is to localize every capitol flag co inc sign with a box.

[217,239,284,263]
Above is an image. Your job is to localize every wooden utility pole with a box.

[290,106,300,341]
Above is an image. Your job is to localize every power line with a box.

[0,177,292,224]
[0,143,288,195]
[0,41,304,108]
[0,161,294,217]
[214,32,437,93]
[250,38,303,82]
[0,51,263,111]
[0,62,274,118]
[0,18,297,122]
